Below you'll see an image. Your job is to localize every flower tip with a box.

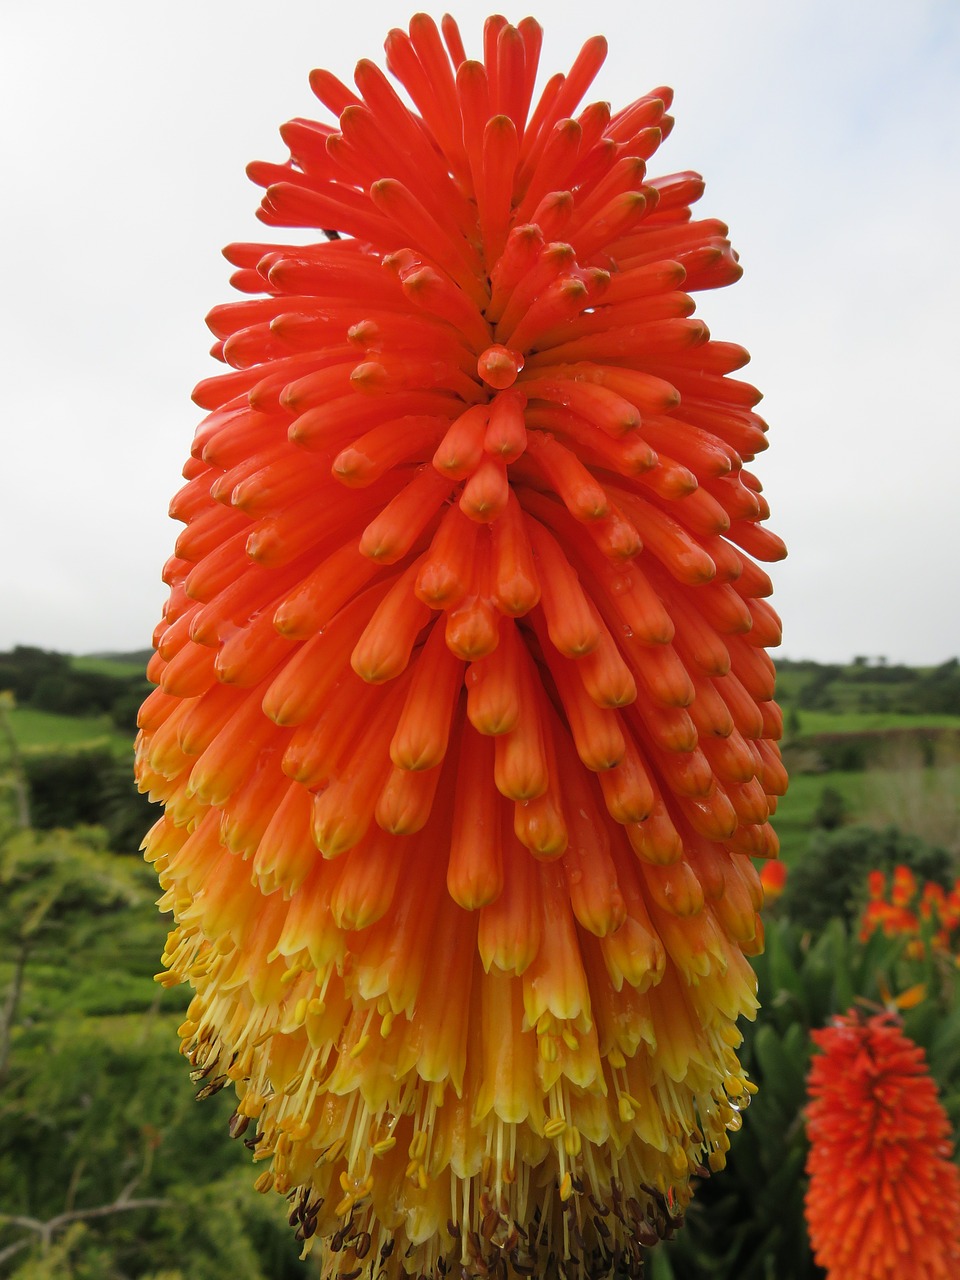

[478,344,524,389]
[759,860,786,902]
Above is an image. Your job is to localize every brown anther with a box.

[195,1076,228,1100]
[228,1111,250,1140]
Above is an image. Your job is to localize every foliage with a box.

[811,785,846,831]
[914,658,960,715]
[0,822,309,1278]
[0,646,150,729]
[21,749,153,852]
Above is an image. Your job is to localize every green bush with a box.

[0,822,307,1279]
[21,751,154,852]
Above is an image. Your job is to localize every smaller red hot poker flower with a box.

[861,866,960,959]
[758,858,786,903]
[805,1010,960,1280]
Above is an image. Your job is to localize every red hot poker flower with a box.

[136,14,787,1278]
[759,858,787,902]
[805,1011,960,1279]
[861,866,960,958]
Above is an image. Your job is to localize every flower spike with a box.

[805,1011,960,1279]
[138,15,786,1280]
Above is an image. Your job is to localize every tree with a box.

[812,785,847,831]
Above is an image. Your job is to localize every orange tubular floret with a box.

[495,242,576,339]
[559,749,626,937]
[597,730,657,826]
[330,826,407,931]
[263,585,390,724]
[137,18,785,1279]
[332,414,450,487]
[532,613,625,773]
[486,223,544,322]
[465,618,523,736]
[253,780,317,896]
[448,729,504,909]
[521,431,610,522]
[389,621,465,771]
[478,114,520,262]
[525,519,602,657]
[445,592,501,661]
[493,638,550,801]
[214,604,291,689]
[460,453,511,522]
[311,678,409,856]
[281,672,387,790]
[477,804,542,977]
[375,759,442,835]
[351,563,433,683]
[512,690,569,858]
[358,468,457,564]
[415,505,480,609]
[483,388,527,459]
[488,490,540,616]
[432,402,489,479]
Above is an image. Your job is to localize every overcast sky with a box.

[2,0,958,664]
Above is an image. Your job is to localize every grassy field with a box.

[71,654,148,678]
[772,759,960,866]
[8,705,132,754]
[771,771,867,865]
[786,708,960,735]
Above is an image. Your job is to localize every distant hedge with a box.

[0,645,150,729]
[23,748,156,853]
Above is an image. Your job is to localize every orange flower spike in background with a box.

[759,858,786,903]
[805,1011,960,1280]
[861,866,960,958]
[136,14,788,1279]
